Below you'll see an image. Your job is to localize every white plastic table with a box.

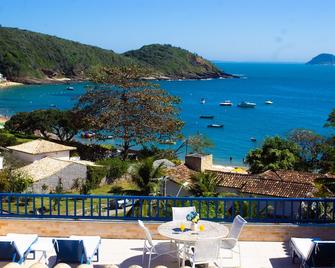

[158,220,229,265]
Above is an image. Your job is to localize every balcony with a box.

[0,193,334,267]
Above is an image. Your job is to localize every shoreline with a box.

[0,81,24,89]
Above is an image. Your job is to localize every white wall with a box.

[30,163,87,193]
[12,150,70,163]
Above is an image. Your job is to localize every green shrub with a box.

[86,165,107,189]
[0,131,17,147]
[96,158,128,183]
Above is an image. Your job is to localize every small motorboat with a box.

[207,124,224,128]
[50,104,56,107]
[81,132,96,139]
[220,100,233,106]
[200,98,206,104]
[160,139,176,145]
[265,100,273,104]
[200,115,214,119]
[237,101,256,108]
[250,137,257,142]
[66,86,74,91]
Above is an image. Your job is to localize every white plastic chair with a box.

[185,238,221,268]
[138,220,180,268]
[219,215,247,263]
[172,207,196,221]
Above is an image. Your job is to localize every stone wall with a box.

[0,219,334,242]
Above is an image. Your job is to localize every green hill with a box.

[0,27,232,83]
[123,44,233,79]
[307,53,335,65]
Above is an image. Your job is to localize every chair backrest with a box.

[138,220,154,247]
[228,215,247,239]
[53,239,86,264]
[0,241,19,262]
[193,238,220,264]
[308,241,335,267]
[172,206,196,221]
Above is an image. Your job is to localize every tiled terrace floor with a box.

[1,238,298,268]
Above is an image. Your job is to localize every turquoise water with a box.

[0,63,334,165]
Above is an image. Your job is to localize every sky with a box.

[0,0,334,62]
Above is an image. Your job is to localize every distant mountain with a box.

[0,27,234,83]
[123,44,234,79]
[307,53,335,65]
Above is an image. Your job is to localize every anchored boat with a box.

[200,115,214,119]
[220,100,233,106]
[237,101,256,108]
[207,124,224,128]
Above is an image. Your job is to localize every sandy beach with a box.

[0,81,23,89]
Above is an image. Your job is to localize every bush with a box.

[0,131,17,147]
[86,166,107,189]
[96,158,129,183]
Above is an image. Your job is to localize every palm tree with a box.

[190,172,220,197]
[132,157,164,196]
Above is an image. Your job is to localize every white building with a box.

[7,139,76,163]
[19,157,98,193]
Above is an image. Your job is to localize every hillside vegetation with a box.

[0,27,231,83]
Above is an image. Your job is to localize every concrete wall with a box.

[185,154,213,172]
[0,219,334,242]
[31,163,87,193]
[12,151,70,163]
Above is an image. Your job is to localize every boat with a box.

[207,124,224,128]
[265,100,273,104]
[200,98,206,104]
[250,137,257,142]
[237,101,256,108]
[81,132,96,139]
[66,86,74,91]
[160,139,176,145]
[219,100,233,106]
[50,104,56,107]
[200,115,214,119]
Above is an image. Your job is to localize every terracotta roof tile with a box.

[165,164,196,184]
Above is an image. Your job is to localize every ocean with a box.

[0,62,334,165]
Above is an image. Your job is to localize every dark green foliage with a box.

[246,136,301,173]
[0,130,17,146]
[123,44,225,79]
[86,166,107,189]
[5,109,84,142]
[319,137,335,174]
[0,169,33,193]
[71,142,112,161]
[0,27,133,80]
[288,129,324,171]
[132,158,163,195]
[190,172,220,197]
[96,158,129,183]
[0,27,226,81]
[325,108,335,129]
[138,145,178,160]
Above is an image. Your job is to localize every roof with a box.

[18,157,97,182]
[165,164,196,185]
[7,139,76,155]
[166,165,325,198]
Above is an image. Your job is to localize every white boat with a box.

[265,100,273,104]
[250,137,257,142]
[66,86,74,91]
[207,124,224,128]
[219,100,233,106]
[237,101,256,108]
[200,98,206,104]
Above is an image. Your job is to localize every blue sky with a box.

[0,0,334,62]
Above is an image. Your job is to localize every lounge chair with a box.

[0,233,38,264]
[53,236,101,264]
[291,237,335,268]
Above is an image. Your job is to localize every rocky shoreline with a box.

[12,71,238,85]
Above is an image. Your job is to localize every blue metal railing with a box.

[0,193,335,223]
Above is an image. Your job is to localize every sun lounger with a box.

[290,237,335,267]
[0,233,38,264]
[53,236,101,264]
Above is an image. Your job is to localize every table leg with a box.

[182,241,186,267]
